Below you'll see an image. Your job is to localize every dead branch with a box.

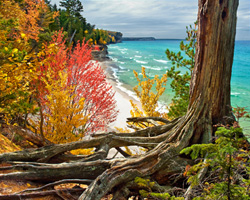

[15,179,92,194]
[0,188,85,200]
[127,116,173,124]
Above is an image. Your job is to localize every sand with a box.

[99,61,142,130]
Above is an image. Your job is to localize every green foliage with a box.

[182,126,250,199]
[180,143,216,160]
[60,0,83,17]
[166,23,197,119]
[134,177,184,200]
[46,0,120,46]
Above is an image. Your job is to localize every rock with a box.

[107,31,123,43]
[91,45,110,61]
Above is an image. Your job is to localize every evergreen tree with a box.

[166,24,197,119]
[60,0,83,18]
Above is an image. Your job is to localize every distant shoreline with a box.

[122,37,156,41]
[121,37,184,41]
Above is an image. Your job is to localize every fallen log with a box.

[0,159,112,182]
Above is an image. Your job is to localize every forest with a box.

[0,0,249,199]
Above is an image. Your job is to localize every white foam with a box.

[135,55,142,58]
[154,59,169,64]
[135,60,148,64]
[110,67,119,80]
[116,81,140,101]
[109,46,120,50]
[231,92,241,96]
[143,65,162,71]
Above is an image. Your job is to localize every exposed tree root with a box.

[14,179,92,194]
[0,187,85,200]
[0,116,192,199]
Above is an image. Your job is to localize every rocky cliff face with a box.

[113,32,122,43]
[108,31,123,43]
[91,45,110,61]
[91,31,123,61]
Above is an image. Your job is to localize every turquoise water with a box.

[108,40,250,132]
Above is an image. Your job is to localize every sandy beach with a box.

[99,61,142,130]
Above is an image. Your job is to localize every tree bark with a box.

[189,0,238,126]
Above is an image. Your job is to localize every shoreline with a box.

[99,60,142,129]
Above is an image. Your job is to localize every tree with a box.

[60,0,83,18]
[0,0,49,123]
[31,31,118,143]
[0,0,241,199]
[166,24,197,119]
[126,67,169,130]
[59,0,84,44]
[182,126,250,199]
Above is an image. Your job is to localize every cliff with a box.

[92,31,123,61]
[107,31,123,43]
[91,45,110,62]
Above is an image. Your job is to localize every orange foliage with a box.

[0,134,21,154]
[30,31,118,144]
[0,0,51,119]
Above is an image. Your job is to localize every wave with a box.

[143,65,162,71]
[153,59,169,64]
[231,92,241,96]
[135,55,142,58]
[108,46,119,49]
[135,60,148,64]
[116,82,140,101]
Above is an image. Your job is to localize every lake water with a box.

[107,40,250,133]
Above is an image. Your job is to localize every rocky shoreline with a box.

[91,31,122,61]
[91,45,110,61]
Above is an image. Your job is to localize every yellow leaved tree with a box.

[0,0,50,123]
[30,70,88,144]
[129,67,169,128]
[116,67,169,155]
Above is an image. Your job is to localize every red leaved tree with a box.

[35,31,118,142]
[67,39,118,133]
